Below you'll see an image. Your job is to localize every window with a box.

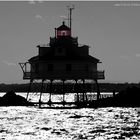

[48,64,53,71]
[61,31,67,36]
[66,64,71,71]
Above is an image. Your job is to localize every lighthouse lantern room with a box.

[56,21,71,37]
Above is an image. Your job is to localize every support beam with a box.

[19,63,25,73]
[26,79,33,100]
[82,79,85,102]
[95,79,100,100]
[85,83,88,103]
[62,79,65,106]
[113,90,115,98]
[48,79,53,106]
[75,79,79,103]
[39,79,44,108]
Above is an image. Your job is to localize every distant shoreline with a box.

[0,85,140,108]
[0,82,139,92]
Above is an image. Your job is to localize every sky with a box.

[0,1,140,84]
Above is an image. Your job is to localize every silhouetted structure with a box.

[19,7,105,108]
[0,91,34,106]
[89,86,140,108]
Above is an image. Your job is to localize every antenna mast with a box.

[67,5,75,31]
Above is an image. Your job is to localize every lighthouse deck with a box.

[22,70,105,80]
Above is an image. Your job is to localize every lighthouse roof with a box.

[29,55,100,63]
[57,21,70,30]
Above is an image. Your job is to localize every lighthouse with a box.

[19,7,105,108]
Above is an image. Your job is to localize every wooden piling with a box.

[39,79,44,108]
[113,90,115,98]
[95,79,100,100]
[75,80,79,103]
[26,79,33,100]
[49,80,52,106]
[62,79,65,106]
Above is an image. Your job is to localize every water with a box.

[0,93,139,139]
[0,107,139,140]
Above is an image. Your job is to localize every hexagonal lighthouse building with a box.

[19,8,105,108]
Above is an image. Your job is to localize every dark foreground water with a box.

[0,107,139,140]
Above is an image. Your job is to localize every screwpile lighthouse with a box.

[19,7,105,108]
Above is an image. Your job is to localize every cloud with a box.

[28,0,43,5]
[120,55,129,60]
[136,53,140,57]
[60,15,68,20]
[2,61,17,66]
[28,0,36,5]
[38,0,43,3]
[35,14,43,19]
[60,15,68,22]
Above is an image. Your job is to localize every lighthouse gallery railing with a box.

[19,63,104,80]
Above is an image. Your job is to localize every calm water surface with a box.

[0,107,139,140]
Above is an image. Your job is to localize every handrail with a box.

[19,62,104,79]
[19,62,30,73]
[22,70,104,79]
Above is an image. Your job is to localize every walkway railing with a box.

[19,62,104,80]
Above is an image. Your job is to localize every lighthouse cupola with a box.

[56,21,71,38]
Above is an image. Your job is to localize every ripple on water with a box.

[0,107,139,139]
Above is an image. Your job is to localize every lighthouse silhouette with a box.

[19,7,105,108]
